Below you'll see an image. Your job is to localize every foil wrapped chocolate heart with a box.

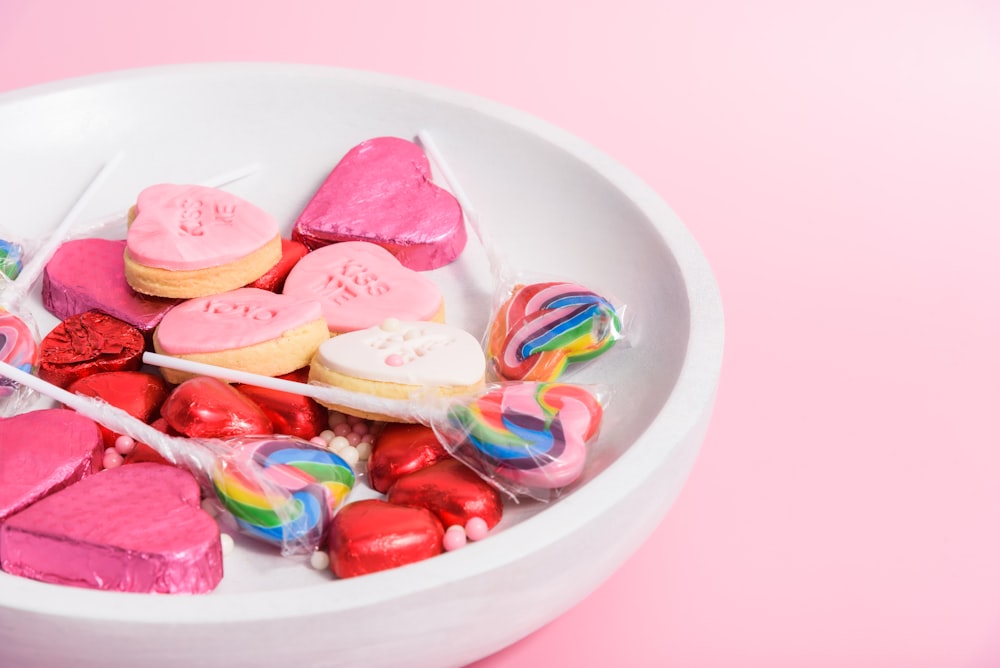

[367,423,453,494]
[161,376,272,439]
[387,458,503,530]
[0,462,223,593]
[37,310,146,389]
[327,499,444,578]
[235,368,328,441]
[246,238,309,292]
[42,238,180,335]
[67,371,169,448]
[291,136,466,271]
[0,409,103,524]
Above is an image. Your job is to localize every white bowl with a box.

[0,63,724,668]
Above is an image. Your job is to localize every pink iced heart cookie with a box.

[153,287,329,383]
[283,241,444,334]
[0,409,103,525]
[292,137,466,270]
[125,184,282,298]
[0,463,222,593]
[43,238,180,335]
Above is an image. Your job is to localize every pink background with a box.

[2,1,999,666]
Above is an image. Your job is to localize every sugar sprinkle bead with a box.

[310,436,328,448]
[443,525,468,551]
[352,421,369,436]
[309,549,330,571]
[380,317,401,332]
[114,435,136,455]
[102,448,124,469]
[346,432,362,447]
[355,441,372,461]
[333,422,352,437]
[220,533,235,556]
[337,445,360,468]
[319,429,336,443]
[465,516,489,541]
[328,411,347,428]
[329,435,350,451]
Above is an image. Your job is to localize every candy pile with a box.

[0,134,626,595]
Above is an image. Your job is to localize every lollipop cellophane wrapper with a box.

[483,271,631,384]
[54,397,350,556]
[430,381,611,502]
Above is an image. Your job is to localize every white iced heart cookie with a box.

[308,318,486,421]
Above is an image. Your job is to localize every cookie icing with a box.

[282,241,443,332]
[154,287,324,354]
[314,319,485,387]
[126,184,279,271]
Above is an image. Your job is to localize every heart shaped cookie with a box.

[327,499,444,578]
[0,409,103,524]
[283,241,444,334]
[0,462,223,593]
[124,184,282,297]
[442,382,603,499]
[292,137,466,270]
[153,287,328,382]
[387,458,503,530]
[42,238,180,335]
[308,318,486,420]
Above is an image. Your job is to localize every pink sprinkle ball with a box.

[114,435,136,455]
[102,448,124,469]
[443,525,467,551]
[346,432,362,447]
[310,436,328,448]
[328,411,347,427]
[465,517,489,541]
[352,422,368,436]
[333,423,352,437]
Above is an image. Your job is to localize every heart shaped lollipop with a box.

[291,136,465,271]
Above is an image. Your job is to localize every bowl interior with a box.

[0,64,717,665]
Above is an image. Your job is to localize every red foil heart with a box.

[246,238,309,292]
[386,458,503,530]
[161,376,272,439]
[367,423,452,494]
[235,367,327,440]
[37,310,145,388]
[67,371,169,448]
[327,499,444,578]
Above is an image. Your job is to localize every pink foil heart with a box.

[0,409,103,525]
[291,136,466,271]
[0,462,223,593]
[42,238,180,335]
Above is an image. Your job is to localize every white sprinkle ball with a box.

[220,533,235,556]
[310,550,331,570]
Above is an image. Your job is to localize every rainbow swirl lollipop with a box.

[0,308,39,408]
[443,382,603,499]
[213,436,355,549]
[487,282,622,382]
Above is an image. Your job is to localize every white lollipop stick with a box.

[0,358,215,472]
[2,153,124,310]
[416,131,507,281]
[71,161,262,239]
[142,352,445,424]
